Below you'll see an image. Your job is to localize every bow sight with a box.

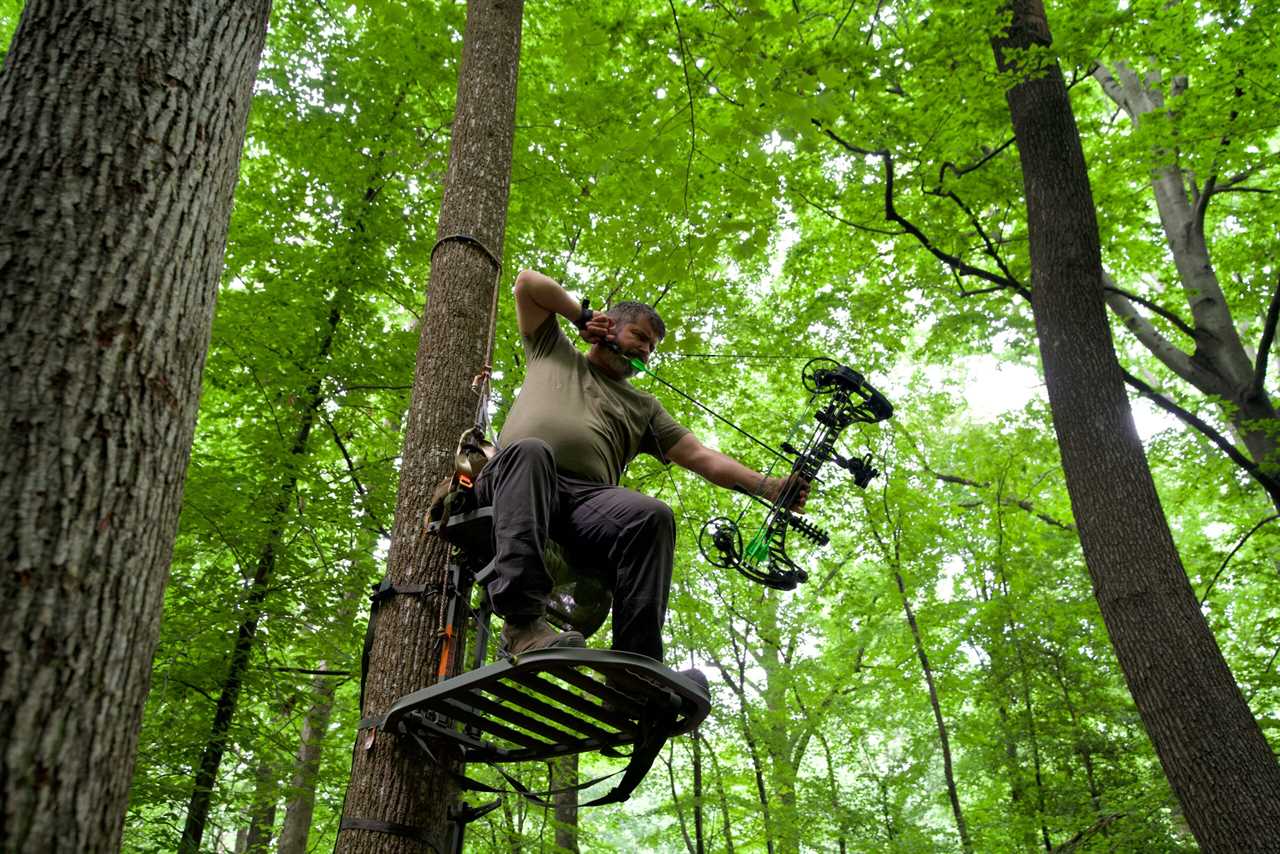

[697,357,894,590]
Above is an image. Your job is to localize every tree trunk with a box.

[707,736,737,854]
[1091,63,1280,489]
[277,668,338,854]
[691,731,706,854]
[815,731,848,854]
[334,1,524,851]
[178,301,340,853]
[551,753,579,853]
[0,3,270,851]
[758,609,800,854]
[993,2,1280,850]
[245,758,279,854]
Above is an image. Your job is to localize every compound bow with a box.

[616,345,894,590]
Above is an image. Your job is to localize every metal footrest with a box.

[383,649,710,764]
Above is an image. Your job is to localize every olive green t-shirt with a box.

[498,315,689,485]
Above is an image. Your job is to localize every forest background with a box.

[2,0,1277,851]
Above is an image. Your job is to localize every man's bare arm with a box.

[512,269,613,341]
[665,433,808,511]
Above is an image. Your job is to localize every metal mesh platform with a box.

[383,648,710,764]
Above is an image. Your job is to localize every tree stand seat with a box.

[384,648,710,764]
[429,505,612,640]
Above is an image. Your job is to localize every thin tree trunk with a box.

[692,730,706,854]
[1047,650,1104,819]
[707,735,737,854]
[993,3,1280,849]
[180,140,396,851]
[894,569,974,854]
[335,1,524,851]
[0,3,270,851]
[245,759,279,854]
[667,746,696,854]
[551,753,579,853]
[178,304,339,853]
[815,731,848,854]
[276,668,338,854]
[758,608,800,854]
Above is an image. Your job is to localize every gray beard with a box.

[605,348,638,378]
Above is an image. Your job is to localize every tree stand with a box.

[362,506,710,851]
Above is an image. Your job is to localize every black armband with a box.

[574,297,593,330]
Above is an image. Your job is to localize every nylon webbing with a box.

[340,817,443,853]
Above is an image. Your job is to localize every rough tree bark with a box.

[992,2,1280,850]
[0,2,270,851]
[335,1,524,851]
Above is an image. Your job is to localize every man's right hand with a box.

[578,311,615,346]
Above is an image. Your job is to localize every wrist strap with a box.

[574,297,593,329]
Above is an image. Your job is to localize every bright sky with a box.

[942,355,1177,442]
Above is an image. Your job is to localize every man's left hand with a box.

[762,474,809,513]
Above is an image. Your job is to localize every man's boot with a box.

[499,616,585,657]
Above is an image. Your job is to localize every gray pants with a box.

[474,438,675,662]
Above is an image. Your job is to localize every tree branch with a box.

[932,188,1023,289]
[814,124,1030,301]
[668,0,697,217]
[1102,282,1196,340]
[1103,276,1221,392]
[1121,369,1280,504]
[1253,269,1280,398]
[937,137,1016,185]
[793,188,904,236]
[1199,513,1280,606]
[321,414,392,538]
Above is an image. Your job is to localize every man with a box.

[475,269,807,662]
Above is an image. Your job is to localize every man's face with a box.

[615,317,660,362]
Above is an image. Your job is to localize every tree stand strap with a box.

[340,816,443,852]
[358,577,438,714]
[430,233,500,271]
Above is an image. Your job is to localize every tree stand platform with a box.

[385,648,709,765]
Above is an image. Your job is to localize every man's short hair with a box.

[605,301,666,341]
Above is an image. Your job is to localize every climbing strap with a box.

[339,817,444,853]
[357,577,437,716]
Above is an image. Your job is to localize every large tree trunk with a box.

[335,1,524,851]
[993,2,1280,850]
[0,3,270,851]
